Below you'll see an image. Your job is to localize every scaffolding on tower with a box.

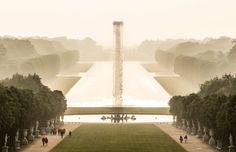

[113,21,123,107]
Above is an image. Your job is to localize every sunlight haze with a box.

[0,0,236,46]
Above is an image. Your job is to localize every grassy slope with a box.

[155,77,198,96]
[48,76,80,94]
[51,124,187,152]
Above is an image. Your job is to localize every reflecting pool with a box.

[66,62,171,107]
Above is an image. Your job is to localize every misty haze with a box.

[0,0,236,152]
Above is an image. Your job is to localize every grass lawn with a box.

[50,124,187,152]
[154,77,198,96]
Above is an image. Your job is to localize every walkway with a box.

[23,123,80,152]
[156,123,216,152]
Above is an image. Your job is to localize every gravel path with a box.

[23,123,80,152]
[156,123,216,152]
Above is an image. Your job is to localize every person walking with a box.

[69,130,72,138]
[45,137,48,146]
[60,130,63,138]
[184,135,188,143]
[42,137,45,146]
[179,136,183,143]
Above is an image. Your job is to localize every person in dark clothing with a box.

[60,130,64,138]
[45,137,48,146]
[42,137,45,146]
[179,136,183,143]
[69,131,72,138]
[184,135,188,143]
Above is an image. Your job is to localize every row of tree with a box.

[169,74,236,150]
[0,73,67,147]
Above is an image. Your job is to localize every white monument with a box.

[113,21,123,107]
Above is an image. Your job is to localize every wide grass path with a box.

[50,123,187,152]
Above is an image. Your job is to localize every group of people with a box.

[42,136,48,146]
[58,128,66,138]
[41,130,73,147]
[179,135,188,143]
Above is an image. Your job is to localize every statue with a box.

[36,120,39,131]
[172,116,177,126]
[4,134,9,147]
[203,127,209,142]
[197,121,203,138]
[15,130,21,150]
[2,134,9,152]
[230,134,234,146]
[15,130,19,142]
[182,119,186,130]
[28,127,35,142]
[229,133,235,152]
[35,121,40,138]
[208,129,216,146]
[46,120,51,134]
[191,120,197,135]
[47,120,50,128]
[50,119,55,129]
[22,129,28,145]
[186,121,191,134]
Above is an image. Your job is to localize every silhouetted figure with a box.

[45,137,48,146]
[60,128,66,138]
[60,131,63,138]
[42,137,45,146]
[179,136,183,143]
[69,131,72,137]
[184,135,188,143]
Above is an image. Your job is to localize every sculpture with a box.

[46,120,51,134]
[203,127,209,142]
[28,127,35,142]
[15,129,21,150]
[15,130,19,142]
[230,134,234,146]
[228,133,235,152]
[35,120,40,138]
[4,134,9,147]
[22,129,28,145]
[186,121,191,134]
[191,121,197,135]
[35,120,39,131]
[182,119,186,130]
[208,129,216,146]
[197,121,203,138]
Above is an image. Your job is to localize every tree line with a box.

[169,74,236,150]
[0,73,67,148]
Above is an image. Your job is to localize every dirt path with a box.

[156,123,216,152]
[22,123,80,152]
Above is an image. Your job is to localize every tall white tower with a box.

[113,21,123,107]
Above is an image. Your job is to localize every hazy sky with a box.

[0,0,236,46]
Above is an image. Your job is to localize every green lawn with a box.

[50,124,187,152]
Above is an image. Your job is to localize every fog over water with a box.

[66,62,170,107]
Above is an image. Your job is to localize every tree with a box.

[228,44,236,62]
[169,74,236,150]
[169,96,185,123]
[0,85,21,146]
[0,44,7,57]
[0,74,67,147]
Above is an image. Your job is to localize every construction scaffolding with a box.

[113,21,123,107]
